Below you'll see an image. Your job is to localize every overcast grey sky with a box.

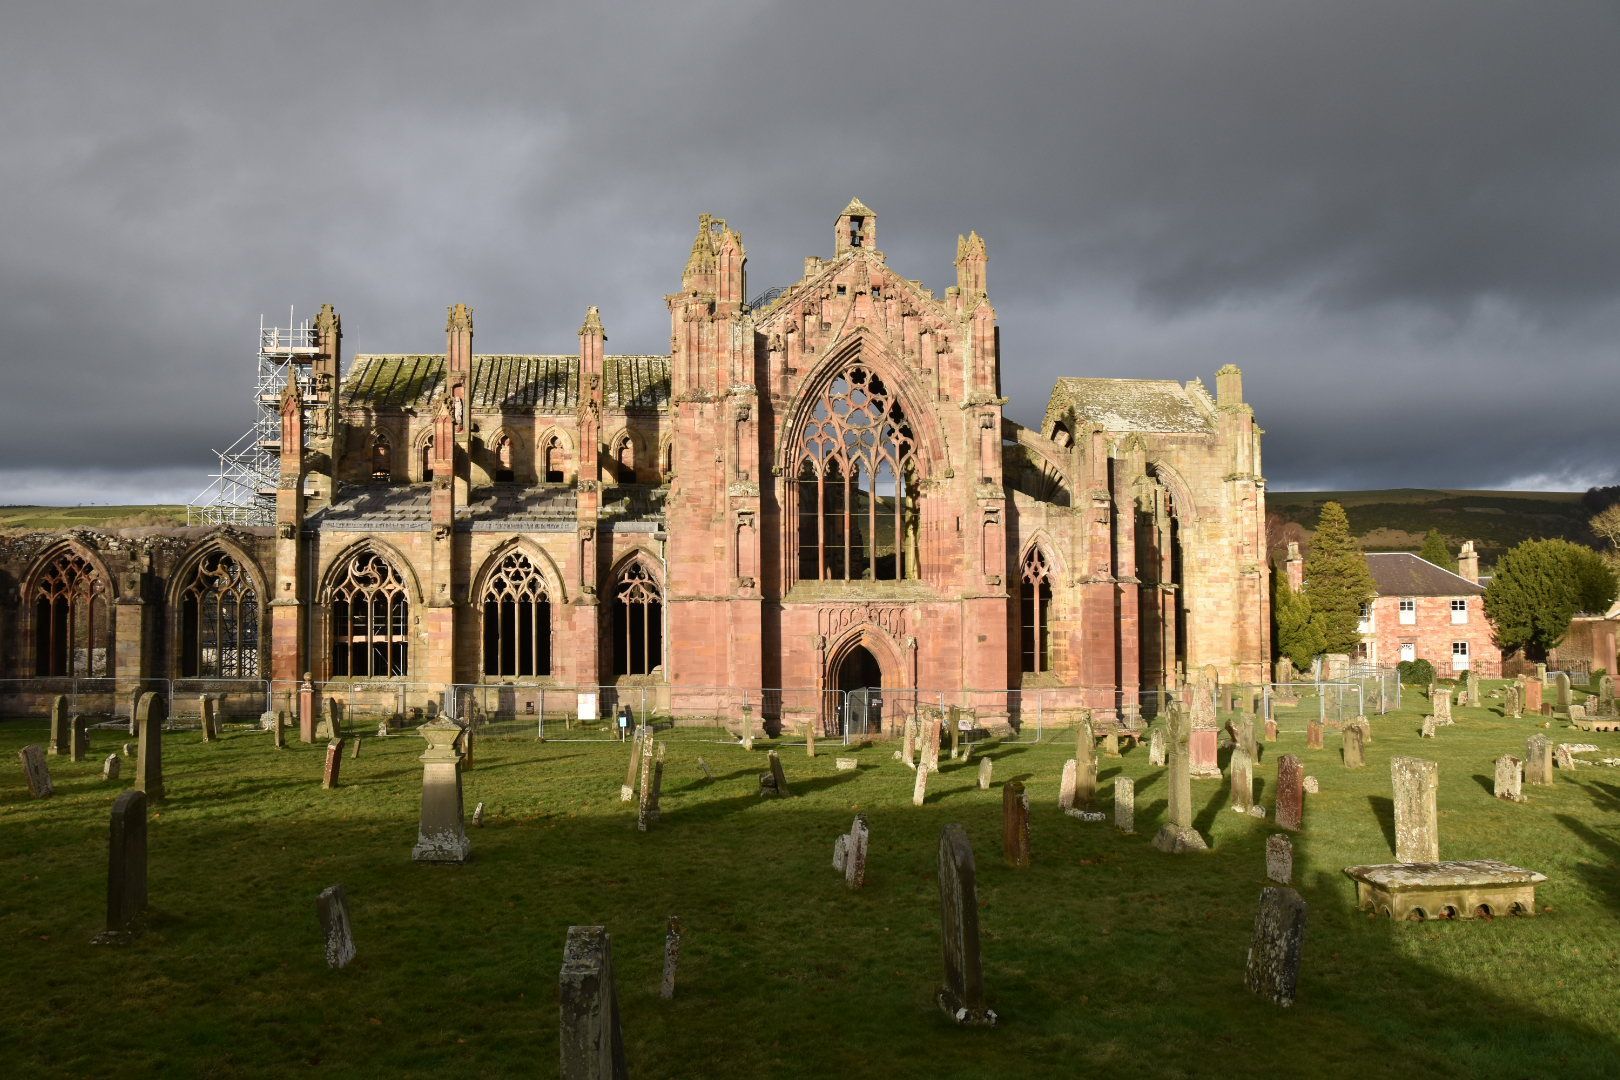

[2,1,1616,504]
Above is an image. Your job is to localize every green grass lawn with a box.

[2,689,1618,1078]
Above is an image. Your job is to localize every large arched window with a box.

[329,551,409,677]
[32,549,109,676]
[179,550,260,678]
[481,551,551,677]
[1020,547,1054,674]
[796,365,917,582]
[612,560,662,676]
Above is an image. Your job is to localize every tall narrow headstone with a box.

[1149,726,1166,767]
[1466,671,1480,708]
[1266,834,1293,884]
[18,745,53,798]
[299,674,316,744]
[323,739,345,789]
[48,695,69,756]
[1494,755,1524,802]
[323,696,342,741]
[1342,724,1365,769]
[661,916,682,1000]
[1002,781,1030,868]
[804,719,816,758]
[638,742,662,831]
[621,729,644,802]
[844,813,870,889]
[1189,673,1221,778]
[199,695,217,742]
[1505,681,1523,719]
[936,824,996,1026]
[273,709,287,749]
[1153,709,1207,852]
[1275,754,1304,832]
[1524,678,1542,714]
[559,926,628,1080]
[412,718,469,863]
[1058,759,1078,811]
[1229,746,1254,812]
[977,756,992,790]
[912,762,930,807]
[1433,689,1453,724]
[134,692,166,801]
[949,707,962,760]
[901,716,917,768]
[101,789,147,940]
[1306,719,1323,750]
[69,714,89,761]
[921,714,942,774]
[1075,721,1097,807]
[1555,672,1572,711]
[1245,887,1307,1007]
[316,884,356,969]
[1391,756,1439,863]
[1114,776,1135,834]
[1264,717,1278,743]
[740,706,755,751]
[1525,734,1553,785]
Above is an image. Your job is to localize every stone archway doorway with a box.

[835,644,884,736]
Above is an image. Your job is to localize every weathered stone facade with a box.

[0,202,1269,726]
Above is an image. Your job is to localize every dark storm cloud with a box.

[1,0,1616,504]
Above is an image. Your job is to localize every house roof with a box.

[1366,552,1485,597]
[1042,377,1215,435]
[341,354,670,412]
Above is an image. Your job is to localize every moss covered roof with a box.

[342,354,670,412]
[1042,377,1214,435]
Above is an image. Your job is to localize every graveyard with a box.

[3,683,1619,1078]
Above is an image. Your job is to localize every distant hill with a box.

[0,505,189,530]
[1267,489,1594,568]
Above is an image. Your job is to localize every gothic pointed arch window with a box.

[31,549,110,676]
[418,433,434,482]
[613,434,636,483]
[493,433,515,483]
[1020,546,1054,674]
[612,560,662,676]
[795,364,918,582]
[544,435,567,484]
[370,432,392,481]
[481,551,552,677]
[328,550,409,677]
[178,550,260,678]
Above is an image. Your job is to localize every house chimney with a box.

[1457,540,1480,584]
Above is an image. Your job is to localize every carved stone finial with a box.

[445,302,473,334]
[579,306,605,339]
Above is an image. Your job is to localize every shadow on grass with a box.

[1470,774,1495,797]
[1367,794,1396,856]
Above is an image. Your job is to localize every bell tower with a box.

[835,197,875,255]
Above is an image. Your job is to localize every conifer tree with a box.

[1272,562,1324,672]
[1302,502,1377,655]
[1485,539,1618,661]
[1418,529,1452,568]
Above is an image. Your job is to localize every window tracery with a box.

[481,551,551,677]
[32,549,108,676]
[612,561,662,676]
[328,551,409,677]
[178,550,259,678]
[1020,547,1053,674]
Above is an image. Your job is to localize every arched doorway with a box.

[835,644,884,736]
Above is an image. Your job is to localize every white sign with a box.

[577,693,598,722]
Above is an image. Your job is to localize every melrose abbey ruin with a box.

[0,201,1270,728]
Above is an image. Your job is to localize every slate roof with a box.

[341,355,670,412]
[1366,552,1485,597]
[1043,378,1214,435]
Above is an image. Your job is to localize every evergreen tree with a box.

[1485,539,1619,661]
[1272,562,1324,672]
[1418,529,1452,568]
[1302,502,1377,655]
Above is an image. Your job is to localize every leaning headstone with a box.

[1391,756,1439,863]
[97,789,147,942]
[1343,724,1366,768]
[844,813,870,889]
[411,718,469,863]
[102,753,121,782]
[1058,759,1078,811]
[1306,719,1323,750]
[661,916,682,1000]
[1553,743,1577,771]
[1494,755,1524,802]
[1153,708,1207,852]
[1275,754,1304,832]
[273,710,287,749]
[912,763,930,807]
[473,801,486,826]
[621,728,644,802]
[1002,781,1031,868]
[69,714,89,761]
[1245,887,1307,1007]
[1229,746,1255,813]
[316,885,356,969]
[1114,776,1135,834]
[901,716,917,769]
[1525,734,1553,785]
[134,692,166,801]
[768,749,789,796]
[936,824,996,1026]
[199,695,217,742]
[559,926,628,1080]
[48,695,69,756]
[322,739,345,789]
[351,735,361,759]
[696,757,714,781]
[1266,834,1293,884]
[977,756,992,790]
[18,745,53,798]
[1149,727,1167,767]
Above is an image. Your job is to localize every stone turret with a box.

[955,231,988,297]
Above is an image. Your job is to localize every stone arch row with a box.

[364,424,673,485]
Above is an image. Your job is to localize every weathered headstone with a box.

[321,696,342,741]
[936,824,996,1026]
[1303,775,1319,794]
[1433,689,1453,725]
[834,757,857,771]
[949,706,962,760]
[1351,715,1372,744]
[621,728,644,802]
[1524,678,1543,714]
[1149,727,1167,767]
[1306,719,1323,750]
[740,705,755,752]
[48,695,69,756]
[1494,755,1524,802]
[1343,724,1365,768]
[1189,673,1221,778]
[1153,709,1208,852]
[1505,681,1523,719]
[649,743,665,822]
[1114,776,1135,834]
[558,926,628,1080]
[767,748,789,796]
[1075,721,1098,807]
[1266,834,1293,884]
[1391,756,1439,863]
[99,789,147,941]
[473,801,486,826]
[273,709,287,749]
[844,813,870,889]
[1525,734,1553,785]
[1058,759,1078,811]
[1229,746,1255,813]
[322,739,345,789]
[696,757,714,780]
[18,745,53,798]
[1264,718,1278,743]
[912,762,930,807]
[661,916,682,1000]
[833,834,849,872]
[1554,743,1577,770]
[1420,715,1438,739]
[412,718,469,863]
[921,713,942,774]
[1002,781,1031,868]
[804,719,816,758]
[1102,731,1120,758]
[901,715,917,769]
[69,714,89,761]
[299,674,316,744]
[134,692,166,801]
[1466,671,1481,708]
[1555,672,1572,711]
[638,743,664,830]
[1245,887,1307,1007]
[1275,754,1304,832]
[199,695,217,742]
[977,756,992,790]
[352,734,361,758]
[317,884,356,969]
[102,753,121,781]
[122,742,134,757]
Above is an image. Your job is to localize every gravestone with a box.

[638,743,664,830]
[834,834,849,872]
[317,884,356,969]
[844,813,870,889]
[804,719,816,758]
[1229,746,1254,813]
[1494,755,1524,802]
[1059,759,1078,811]
[936,824,996,1026]
[1149,727,1167,767]
[649,743,665,822]
[768,749,789,796]
[100,789,147,941]
[18,745,53,798]
[273,709,287,749]
[621,729,644,802]
[321,696,342,741]
[1264,717,1278,743]
[1569,704,1587,722]
[1420,715,1438,738]
[1433,689,1453,725]
[740,706,755,752]
[1555,672,1571,711]
[473,802,486,826]
[48,695,69,756]
[1524,678,1543,714]
[299,675,316,744]
[559,926,628,1080]
[352,735,361,758]
[69,714,89,762]
[1002,781,1031,868]
[322,739,345,789]
[1391,756,1440,863]
[1306,719,1323,750]
[1351,715,1372,745]
[1189,672,1221,778]
[412,718,469,863]
[128,689,142,736]
[199,695,217,742]
[920,714,942,774]
[977,757,992,790]
[1245,887,1307,1007]
[834,757,857,771]
[1114,776,1135,834]
[1525,734,1553,785]
[1343,724,1365,768]
[1466,671,1480,708]
[1266,834,1293,884]
[1075,722,1098,807]
[102,753,120,781]
[901,716,917,769]
[134,692,166,801]
[912,762,930,807]
[697,757,714,781]
[661,916,682,1000]
[1275,754,1304,832]
[1505,682,1523,719]
[1303,775,1319,794]
[1153,709,1207,852]
[1553,743,1577,770]
[122,742,134,757]
[1102,732,1120,758]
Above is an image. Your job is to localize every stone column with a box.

[1391,756,1439,863]
[559,925,628,1080]
[412,718,469,863]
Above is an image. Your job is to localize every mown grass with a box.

[2,687,1618,1079]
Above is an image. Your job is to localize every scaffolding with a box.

[187,309,317,526]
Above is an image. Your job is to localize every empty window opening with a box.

[329,551,409,677]
[613,561,663,676]
[179,551,259,678]
[481,551,551,677]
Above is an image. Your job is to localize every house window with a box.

[1356,642,1371,661]
[1400,642,1416,663]
[1019,547,1054,674]
[328,551,409,677]
[1451,598,1468,625]
[178,551,259,678]
[1451,640,1470,671]
[612,561,663,676]
[481,551,551,677]
[1398,598,1416,625]
[1358,601,1373,634]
